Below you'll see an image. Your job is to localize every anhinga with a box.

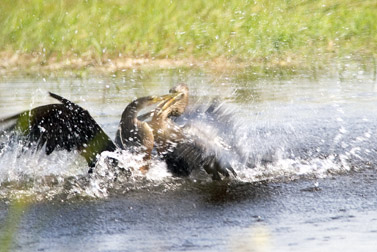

[114,93,183,173]
[150,84,237,180]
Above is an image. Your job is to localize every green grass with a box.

[0,0,376,66]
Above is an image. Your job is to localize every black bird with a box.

[0,92,116,168]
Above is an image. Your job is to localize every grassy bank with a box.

[0,0,376,72]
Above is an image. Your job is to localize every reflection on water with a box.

[0,67,377,251]
[230,224,272,252]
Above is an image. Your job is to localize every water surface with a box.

[0,68,377,251]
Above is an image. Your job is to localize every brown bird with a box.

[114,93,184,173]
[149,84,237,180]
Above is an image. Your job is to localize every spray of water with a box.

[0,99,372,201]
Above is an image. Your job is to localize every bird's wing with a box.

[0,92,116,167]
[164,137,237,180]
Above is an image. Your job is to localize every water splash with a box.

[1,97,376,201]
[65,150,172,199]
[0,141,175,200]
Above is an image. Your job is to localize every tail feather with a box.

[49,92,77,108]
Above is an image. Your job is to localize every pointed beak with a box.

[150,93,182,103]
[156,92,184,116]
[137,93,184,121]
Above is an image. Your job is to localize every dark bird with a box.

[0,92,116,168]
[114,93,183,173]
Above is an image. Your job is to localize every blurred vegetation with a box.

[0,199,29,252]
[0,0,376,67]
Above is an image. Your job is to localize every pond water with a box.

[0,67,377,251]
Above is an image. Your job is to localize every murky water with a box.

[0,68,377,251]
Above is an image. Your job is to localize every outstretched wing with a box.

[0,92,116,167]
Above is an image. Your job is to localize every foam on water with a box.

[65,150,173,199]
[0,140,176,200]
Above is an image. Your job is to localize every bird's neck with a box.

[121,97,152,123]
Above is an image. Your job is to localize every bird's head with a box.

[167,83,189,117]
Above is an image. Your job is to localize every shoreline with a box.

[0,52,292,75]
[0,51,375,77]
